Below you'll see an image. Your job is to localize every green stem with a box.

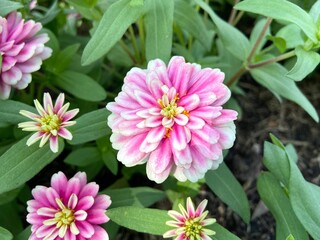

[232,10,244,26]
[248,50,295,69]
[128,25,140,63]
[138,18,145,62]
[247,17,272,63]
[226,66,247,87]
[119,40,137,64]
[228,0,240,25]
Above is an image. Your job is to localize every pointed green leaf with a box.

[69,109,111,145]
[0,136,64,194]
[64,147,101,166]
[205,163,251,224]
[108,207,170,235]
[195,0,250,61]
[250,63,319,122]
[0,227,13,240]
[55,71,106,102]
[82,0,146,65]
[144,0,173,62]
[235,0,318,43]
[0,1,23,16]
[174,0,213,51]
[258,172,308,240]
[13,226,31,240]
[276,24,304,49]
[287,46,320,81]
[102,187,165,208]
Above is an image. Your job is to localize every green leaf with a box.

[0,136,64,194]
[309,0,320,22]
[195,0,250,61]
[257,172,308,240]
[49,44,80,74]
[0,227,13,240]
[13,226,31,240]
[174,0,213,51]
[82,0,146,65]
[55,71,106,102]
[250,18,271,52]
[250,63,319,122]
[288,158,320,239]
[205,163,251,224]
[102,150,118,175]
[0,202,23,235]
[107,207,170,235]
[0,100,36,126]
[286,234,295,240]
[209,223,241,240]
[276,24,304,49]
[64,147,101,166]
[69,109,111,145]
[144,0,173,62]
[0,1,23,16]
[234,0,318,43]
[102,187,165,208]
[267,36,287,53]
[287,46,320,81]
[0,185,23,205]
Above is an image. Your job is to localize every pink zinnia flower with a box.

[18,92,79,153]
[163,197,216,240]
[27,171,111,240]
[106,56,237,183]
[0,11,52,99]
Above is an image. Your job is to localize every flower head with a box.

[27,171,111,240]
[0,11,52,99]
[106,56,237,183]
[164,197,216,240]
[18,92,79,153]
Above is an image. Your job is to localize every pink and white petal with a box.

[0,82,11,100]
[179,94,200,111]
[14,73,32,89]
[147,59,172,87]
[64,230,76,240]
[174,114,189,126]
[186,197,196,218]
[212,84,231,106]
[173,145,192,166]
[74,210,87,221]
[26,131,44,146]
[145,126,166,143]
[64,177,81,201]
[87,209,109,224]
[4,43,24,57]
[120,109,141,121]
[167,210,185,222]
[43,93,53,112]
[173,166,187,182]
[27,199,42,212]
[79,182,99,198]
[16,56,42,73]
[144,115,162,128]
[57,128,72,140]
[57,103,70,117]
[34,99,46,116]
[49,135,59,153]
[73,172,87,187]
[187,115,205,130]
[162,117,174,128]
[117,134,149,167]
[92,195,112,209]
[211,154,223,170]
[68,193,78,209]
[37,46,52,60]
[195,199,208,216]
[53,93,65,112]
[90,226,109,240]
[2,56,17,71]
[133,90,156,108]
[191,106,222,124]
[15,44,37,62]
[26,212,47,225]
[110,133,129,150]
[170,125,188,151]
[163,229,178,238]
[2,66,22,84]
[36,207,56,217]
[62,108,79,122]
[215,123,236,149]
[61,120,76,127]
[147,140,172,174]
[45,187,60,208]
[188,68,224,94]
[124,67,147,86]
[35,225,57,238]
[192,125,220,145]
[146,71,163,99]
[139,137,160,153]
[51,171,68,197]
[211,109,238,125]
[184,166,203,182]
[76,221,95,238]
[19,109,39,120]
[31,186,49,206]
[171,62,194,96]
[146,161,172,184]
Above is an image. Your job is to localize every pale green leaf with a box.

[276,24,304,49]
[309,0,320,22]
[82,0,146,65]
[0,227,13,240]
[0,1,23,16]
[0,136,64,194]
[174,0,213,51]
[288,159,320,239]
[64,147,101,166]
[0,100,36,126]
[205,163,251,224]
[195,0,250,61]
[250,63,319,122]
[144,0,173,62]
[287,46,320,81]
[235,0,318,43]
[209,223,241,240]
[102,187,165,208]
[108,207,170,235]
[55,70,106,102]
[69,109,111,145]
[257,172,308,240]
[286,234,295,240]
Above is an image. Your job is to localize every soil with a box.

[115,73,320,240]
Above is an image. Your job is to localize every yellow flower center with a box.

[55,208,75,228]
[184,218,203,238]
[40,114,61,135]
[158,93,181,119]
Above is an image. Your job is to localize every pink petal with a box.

[2,66,22,84]
[45,187,59,208]
[53,93,65,112]
[79,182,99,199]
[139,137,160,153]
[147,59,172,87]
[43,92,53,112]
[212,84,231,106]
[37,207,56,217]
[26,212,47,225]
[179,94,200,111]
[51,171,68,197]
[74,210,88,221]
[2,56,17,71]
[26,132,45,146]
[133,90,156,108]
[73,172,88,187]
[174,114,189,126]
[187,115,205,130]
[62,108,79,122]
[57,128,72,140]
[92,195,112,209]
[3,43,24,57]
[186,197,196,217]
[195,199,208,216]
[27,199,42,212]
[147,140,172,175]
[145,126,166,143]
[215,123,236,149]
[15,44,36,62]
[64,177,81,202]
[211,109,238,125]
[170,125,188,151]
[76,221,95,238]
[16,56,42,73]
[90,226,109,240]
[146,71,163,99]
[14,73,32,89]
[173,145,192,166]
[87,209,109,224]
[32,186,50,207]
[68,193,78,209]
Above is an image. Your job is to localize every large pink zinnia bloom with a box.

[0,11,52,99]
[106,56,237,183]
[27,171,111,240]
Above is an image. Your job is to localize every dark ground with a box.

[115,73,320,240]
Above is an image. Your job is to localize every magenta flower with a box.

[27,171,111,240]
[163,197,216,240]
[0,11,52,99]
[106,56,237,183]
[18,92,79,153]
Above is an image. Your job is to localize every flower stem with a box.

[228,0,240,25]
[247,17,272,63]
[248,50,295,69]
[226,66,247,87]
[128,25,140,63]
